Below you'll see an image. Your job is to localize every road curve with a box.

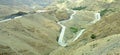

[73,13,101,42]
[91,13,101,23]
[57,10,77,46]
[0,19,11,22]
[0,16,24,23]
[36,10,49,13]
[73,29,86,41]
[57,22,67,46]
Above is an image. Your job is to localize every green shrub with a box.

[99,9,109,16]
[56,36,59,42]
[72,6,87,10]
[90,34,96,39]
[70,27,78,33]
[99,8,115,16]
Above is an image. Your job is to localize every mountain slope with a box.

[0,12,60,55]
[71,34,120,55]
[49,9,120,55]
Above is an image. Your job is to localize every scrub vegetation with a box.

[90,34,96,39]
[72,6,87,10]
[70,27,78,33]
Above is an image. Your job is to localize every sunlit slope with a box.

[50,34,120,55]
[71,34,120,55]
[0,13,59,55]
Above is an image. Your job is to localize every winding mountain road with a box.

[0,9,101,47]
[58,11,101,46]
[57,10,77,46]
